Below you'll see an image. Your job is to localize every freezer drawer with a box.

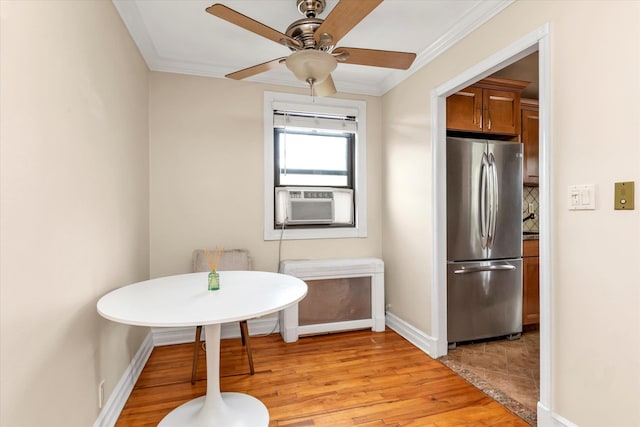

[447,259,522,344]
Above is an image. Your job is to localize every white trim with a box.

[297,319,373,336]
[537,24,553,421]
[151,326,195,346]
[431,26,548,357]
[278,257,384,277]
[93,318,279,427]
[538,403,579,427]
[436,29,545,97]
[431,93,449,358]
[111,1,159,67]
[537,401,553,426]
[385,312,574,427]
[113,1,512,97]
[93,331,154,427]
[263,91,367,240]
[95,311,565,427]
[385,312,438,357]
[551,412,579,427]
[430,22,553,422]
[151,315,281,346]
[94,313,438,427]
[380,0,514,95]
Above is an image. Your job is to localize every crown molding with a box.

[379,0,514,95]
[113,0,514,97]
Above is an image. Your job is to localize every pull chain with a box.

[307,78,316,102]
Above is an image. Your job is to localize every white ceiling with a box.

[113,0,512,96]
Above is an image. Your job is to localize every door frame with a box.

[430,24,552,421]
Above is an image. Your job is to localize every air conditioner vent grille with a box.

[275,186,353,226]
[303,191,334,199]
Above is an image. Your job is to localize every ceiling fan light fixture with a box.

[285,49,337,86]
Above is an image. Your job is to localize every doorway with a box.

[430,24,552,423]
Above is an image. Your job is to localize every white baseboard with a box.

[151,325,195,346]
[386,314,580,427]
[93,331,154,427]
[97,313,576,427]
[384,312,438,357]
[537,401,553,426]
[151,315,281,346]
[538,408,578,427]
[94,316,280,427]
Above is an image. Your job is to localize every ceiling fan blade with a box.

[206,4,301,49]
[315,75,336,97]
[334,47,416,70]
[314,0,383,46]
[226,57,286,80]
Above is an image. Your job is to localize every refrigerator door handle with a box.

[480,153,490,249]
[488,153,499,249]
[453,264,516,274]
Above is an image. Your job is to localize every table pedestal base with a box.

[159,324,268,426]
[159,392,268,427]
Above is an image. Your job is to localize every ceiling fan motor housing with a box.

[286,18,325,50]
[287,0,334,52]
[296,0,325,17]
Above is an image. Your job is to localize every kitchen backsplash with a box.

[523,186,539,232]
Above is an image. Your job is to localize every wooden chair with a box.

[190,249,254,383]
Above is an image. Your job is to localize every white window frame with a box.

[264,91,367,240]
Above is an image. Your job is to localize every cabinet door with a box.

[521,107,539,185]
[522,240,540,326]
[483,89,520,135]
[522,255,540,325]
[446,86,483,132]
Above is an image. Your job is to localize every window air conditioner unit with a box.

[286,188,335,224]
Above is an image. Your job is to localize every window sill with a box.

[264,226,367,241]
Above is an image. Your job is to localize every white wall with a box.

[149,73,383,277]
[382,1,639,426]
[0,2,150,426]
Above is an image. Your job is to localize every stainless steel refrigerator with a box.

[446,137,523,345]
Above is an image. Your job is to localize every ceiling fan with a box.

[205,0,417,96]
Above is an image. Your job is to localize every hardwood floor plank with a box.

[115,329,527,426]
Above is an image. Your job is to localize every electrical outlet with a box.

[98,380,105,409]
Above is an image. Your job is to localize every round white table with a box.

[97,271,307,427]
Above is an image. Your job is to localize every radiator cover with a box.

[279,258,385,342]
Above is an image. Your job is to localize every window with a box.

[273,112,356,228]
[275,127,353,187]
[264,92,367,240]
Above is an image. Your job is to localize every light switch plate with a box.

[568,184,596,210]
[614,181,634,210]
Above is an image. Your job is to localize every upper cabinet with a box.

[520,99,539,186]
[446,86,484,132]
[446,77,529,136]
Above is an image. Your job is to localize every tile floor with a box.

[439,329,540,423]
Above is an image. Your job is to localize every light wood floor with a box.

[115,329,528,426]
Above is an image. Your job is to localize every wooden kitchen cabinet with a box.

[522,239,539,326]
[446,76,529,136]
[521,99,539,186]
[446,86,483,132]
